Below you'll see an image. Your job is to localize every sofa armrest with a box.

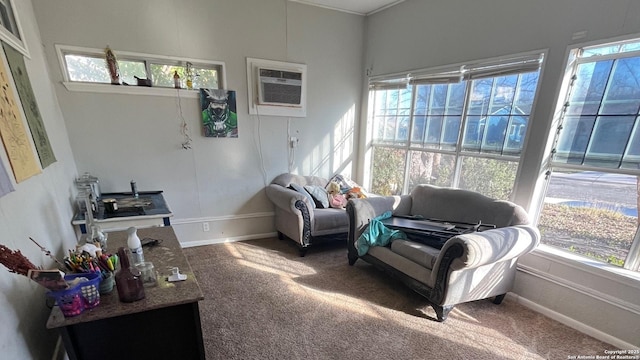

[265,184,315,218]
[436,225,540,272]
[347,195,412,263]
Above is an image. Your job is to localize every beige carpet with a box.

[183,238,614,360]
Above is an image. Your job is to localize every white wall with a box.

[32,0,365,246]
[364,0,640,348]
[0,1,79,359]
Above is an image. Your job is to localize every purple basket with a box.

[48,284,84,317]
[49,272,102,317]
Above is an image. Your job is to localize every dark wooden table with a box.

[46,226,205,360]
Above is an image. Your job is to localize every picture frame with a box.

[0,0,29,58]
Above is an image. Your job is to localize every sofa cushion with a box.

[391,240,440,270]
[313,208,349,232]
[368,246,434,287]
[304,185,330,208]
[289,183,316,208]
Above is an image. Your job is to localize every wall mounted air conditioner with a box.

[247,58,307,117]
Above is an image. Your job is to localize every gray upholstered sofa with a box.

[266,173,349,256]
[347,184,540,321]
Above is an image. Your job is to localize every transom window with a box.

[56,45,224,90]
[367,52,543,200]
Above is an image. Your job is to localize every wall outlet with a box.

[202,222,210,232]
[290,137,299,148]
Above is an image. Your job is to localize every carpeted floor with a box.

[183,238,615,360]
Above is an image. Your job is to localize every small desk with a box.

[72,191,173,234]
[46,227,205,360]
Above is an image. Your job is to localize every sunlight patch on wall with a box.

[300,104,357,177]
[332,104,355,176]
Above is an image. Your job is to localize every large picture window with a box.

[367,52,543,201]
[541,38,640,271]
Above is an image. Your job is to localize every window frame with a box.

[55,44,226,98]
[546,38,640,272]
[366,51,544,198]
[0,0,29,57]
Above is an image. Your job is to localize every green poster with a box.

[3,43,56,168]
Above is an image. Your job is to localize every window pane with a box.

[441,116,461,150]
[118,60,146,86]
[567,61,613,115]
[445,82,466,115]
[411,115,426,142]
[425,115,444,147]
[150,64,182,88]
[372,89,412,145]
[539,170,637,267]
[600,57,640,115]
[458,156,517,200]
[489,75,517,113]
[622,116,640,169]
[65,54,110,83]
[514,72,539,113]
[193,68,219,89]
[462,115,484,151]
[429,84,447,115]
[407,151,455,193]
[504,115,528,154]
[414,85,430,115]
[483,115,509,152]
[554,116,596,164]
[371,147,406,196]
[584,116,635,168]
[463,72,536,156]
[468,78,493,115]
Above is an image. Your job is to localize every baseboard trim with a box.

[172,212,274,225]
[507,293,638,350]
[180,232,278,248]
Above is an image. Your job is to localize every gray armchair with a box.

[347,184,540,321]
[266,173,349,256]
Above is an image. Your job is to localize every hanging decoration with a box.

[3,43,56,168]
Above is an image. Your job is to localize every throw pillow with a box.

[289,183,316,208]
[304,185,330,209]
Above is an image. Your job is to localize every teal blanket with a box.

[357,211,406,256]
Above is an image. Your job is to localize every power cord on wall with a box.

[287,118,293,173]
[254,107,269,187]
[176,89,192,149]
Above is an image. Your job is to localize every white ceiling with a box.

[289,0,404,16]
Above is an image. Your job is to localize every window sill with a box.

[62,82,200,98]
[529,244,640,287]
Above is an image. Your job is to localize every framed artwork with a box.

[0,49,40,182]
[3,43,55,167]
[200,89,237,138]
[0,0,28,57]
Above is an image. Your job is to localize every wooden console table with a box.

[71,191,173,234]
[46,226,205,360]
